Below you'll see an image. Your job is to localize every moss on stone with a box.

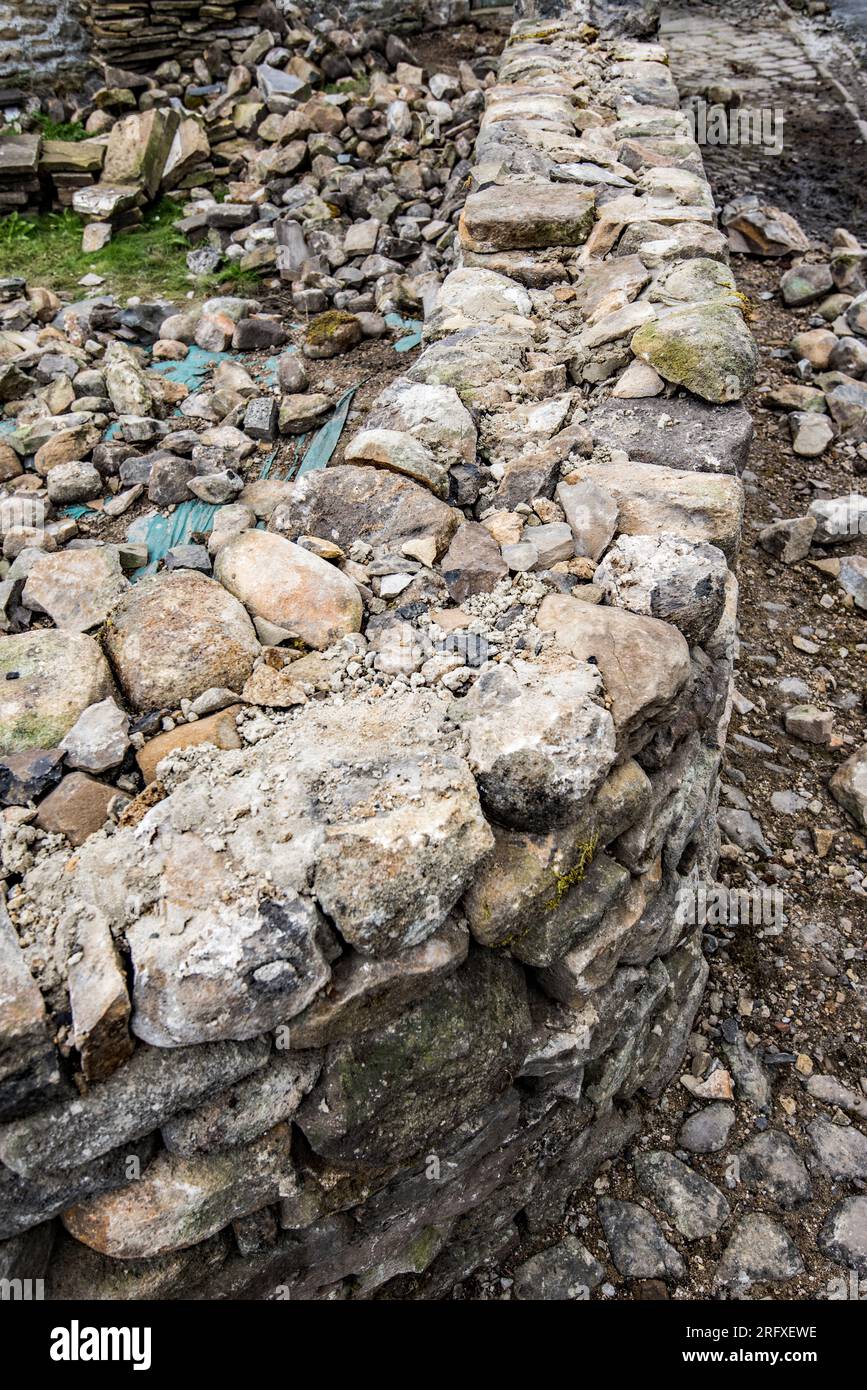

[304,310,359,347]
[544,830,599,912]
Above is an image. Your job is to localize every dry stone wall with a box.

[0,0,90,83]
[0,0,756,1298]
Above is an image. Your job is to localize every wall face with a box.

[0,0,90,83]
[0,1,752,1300]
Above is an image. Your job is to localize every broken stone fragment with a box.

[634,1150,730,1239]
[534,875,646,996]
[758,515,816,564]
[829,743,867,831]
[103,570,260,712]
[136,706,243,785]
[278,393,331,434]
[67,914,134,1083]
[440,521,509,602]
[3,729,65,798]
[365,378,477,467]
[556,478,618,561]
[34,772,122,847]
[214,530,362,651]
[714,1213,803,1291]
[312,747,493,958]
[22,547,128,633]
[510,851,631,971]
[598,1197,685,1280]
[0,902,59,1118]
[62,1122,292,1260]
[0,630,115,755]
[426,266,532,336]
[779,262,834,307]
[594,533,729,645]
[456,657,616,830]
[102,340,154,417]
[722,195,810,257]
[128,869,333,1047]
[789,410,834,457]
[101,108,180,199]
[818,1197,867,1276]
[808,493,867,543]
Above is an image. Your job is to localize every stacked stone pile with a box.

[0,0,805,1299]
[1,2,497,280]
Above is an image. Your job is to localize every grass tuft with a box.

[0,197,260,303]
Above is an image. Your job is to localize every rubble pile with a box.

[0,0,497,275]
[11,0,852,1301]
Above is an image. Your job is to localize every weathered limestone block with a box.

[364,378,477,468]
[536,594,690,755]
[426,267,532,337]
[296,951,531,1168]
[564,458,744,560]
[587,395,753,475]
[461,183,596,252]
[631,303,757,402]
[63,1123,292,1260]
[344,429,448,497]
[594,533,729,645]
[454,657,616,829]
[509,852,631,969]
[22,547,127,634]
[0,631,115,755]
[536,875,648,1003]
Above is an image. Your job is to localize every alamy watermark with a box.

[675,880,784,928]
[686,99,785,155]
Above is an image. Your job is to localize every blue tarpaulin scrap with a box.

[385,312,423,353]
[296,384,357,476]
[49,316,422,574]
[127,500,218,578]
[148,343,235,390]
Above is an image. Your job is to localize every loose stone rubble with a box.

[1,0,864,1304]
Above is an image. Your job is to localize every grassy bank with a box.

[0,198,258,302]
